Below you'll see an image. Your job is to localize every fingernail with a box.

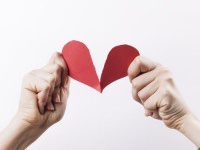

[41,108,44,114]
[51,104,55,110]
[40,102,46,114]
[56,94,61,102]
[48,103,55,110]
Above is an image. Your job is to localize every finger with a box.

[55,77,70,107]
[46,95,55,111]
[44,77,71,124]
[48,52,69,85]
[131,68,159,101]
[52,86,61,103]
[31,69,59,111]
[143,89,160,115]
[128,56,159,82]
[143,89,161,111]
[151,111,161,120]
[37,89,51,114]
[131,86,141,103]
[138,78,159,104]
[31,68,58,87]
[145,109,161,120]
[50,84,69,122]
[136,79,160,115]
[42,64,62,87]
[61,84,69,105]
[23,73,51,114]
[145,109,153,116]
[132,78,159,114]
[42,64,63,110]
[132,68,159,94]
[63,76,71,90]
[143,86,166,120]
[48,52,70,103]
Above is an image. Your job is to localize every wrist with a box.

[0,115,46,150]
[178,113,200,147]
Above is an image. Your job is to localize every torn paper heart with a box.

[62,40,139,93]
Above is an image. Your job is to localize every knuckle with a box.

[156,67,173,82]
[51,64,62,75]
[160,86,171,98]
[134,56,142,66]
[157,67,169,76]
[43,82,51,91]
[132,89,140,102]
[162,88,169,97]
[127,65,132,76]
[132,80,139,91]
[48,74,56,85]
[165,73,174,83]
[55,114,63,123]
[29,69,39,75]
[39,97,47,103]
[22,72,34,83]
[138,91,145,102]
[52,52,61,59]
[54,64,62,73]
[143,101,149,109]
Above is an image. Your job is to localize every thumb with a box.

[128,56,159,81]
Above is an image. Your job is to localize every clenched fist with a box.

[0,52,70,150]
[128,56,190,129]
[128,56,200,147]
[18,52,70,128]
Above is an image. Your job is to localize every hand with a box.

[18,52,70,128]
[128,56,190,129]
[127,56,200,147]
[0,52,70,150]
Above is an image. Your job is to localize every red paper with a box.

[62,40,139,93]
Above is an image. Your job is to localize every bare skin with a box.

[0,54,199,149]
[128,56,200,147]
[0,52,70,150]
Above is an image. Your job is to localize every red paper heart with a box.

[62,40,139,93]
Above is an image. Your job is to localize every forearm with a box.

[0,116,46,150]
[178,113,200,147]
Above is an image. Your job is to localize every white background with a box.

[0,0,200,149]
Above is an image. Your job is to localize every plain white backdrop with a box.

[0,0,200,149]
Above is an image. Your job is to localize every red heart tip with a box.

[95,85,102,93]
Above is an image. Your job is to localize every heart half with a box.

[62,40,139,93]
